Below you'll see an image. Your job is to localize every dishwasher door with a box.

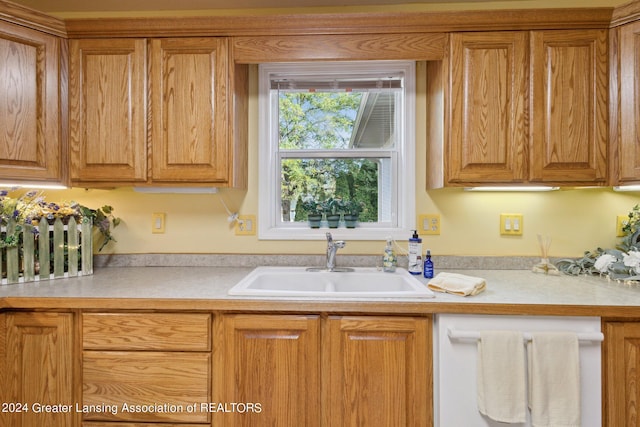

[434,314,602,427]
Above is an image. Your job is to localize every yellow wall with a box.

[37,63,640,258]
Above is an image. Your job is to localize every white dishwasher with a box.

[434,314,602,427]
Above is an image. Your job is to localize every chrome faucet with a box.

[325,232,346,271]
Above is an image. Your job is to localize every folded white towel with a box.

[528,332,580,427]
[477,330,527,423]
[428,272,486,296]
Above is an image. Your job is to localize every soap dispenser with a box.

[408,230,423,275]
[382,238,397,272]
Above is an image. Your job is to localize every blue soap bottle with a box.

[423,249,434,279]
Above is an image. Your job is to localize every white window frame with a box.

[258,60,415,240]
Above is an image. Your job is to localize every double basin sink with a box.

[228,266,435,298]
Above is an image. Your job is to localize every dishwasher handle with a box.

[447,328,604,343]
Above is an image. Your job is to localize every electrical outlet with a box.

[152,213,166,234]
[617,215,629,237]
[235,215,256,236]
[500,213,523,236]
[419,214,441,235]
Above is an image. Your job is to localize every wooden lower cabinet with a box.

[214,314,321,427]
[81,312,211,425]
[2,310,431,426]
[82,351,210,423]
[4,311,75,427]
[325,316,431,427]
[604,320,640,426]
[215,314,432,427]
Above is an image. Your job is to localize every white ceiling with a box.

[6,0,603,14]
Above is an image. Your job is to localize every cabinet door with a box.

[617,21,640,184]
[530,30,608,184]
[5,312,75,427]
[150,38,230,183]
[448,32,528,184]
[0,22,62,183]
[215,314,320,427]
[325,316,431,427]
[69,38,147,184]
[604,321,640,426]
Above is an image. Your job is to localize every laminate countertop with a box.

[0,266,639,317]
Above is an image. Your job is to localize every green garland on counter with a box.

[555,205,640,282]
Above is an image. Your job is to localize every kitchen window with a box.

[258,61,415,240]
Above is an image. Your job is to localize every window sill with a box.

[258,225,413,241]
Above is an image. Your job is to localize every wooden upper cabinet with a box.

[448,32,528,184]
[69,37,247,187]
[69,38,147,184]
[0,21,64,184]
[433,29,609,188]
[614,21,640,184]
[150,38,230,183]
[530,29,608,184]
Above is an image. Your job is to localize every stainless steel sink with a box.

[228,266,435,298]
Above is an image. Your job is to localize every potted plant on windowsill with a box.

[300,198,323,229]
[322,198,344,228]
[343,200,364,228]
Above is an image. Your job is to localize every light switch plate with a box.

[500,213,523,236]
[152,212,166,234]
[235,215,256,236]
[419,214,441,235]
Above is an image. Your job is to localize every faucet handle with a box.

[326,232,333,243]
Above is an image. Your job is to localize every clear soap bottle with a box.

[382,238,397,272]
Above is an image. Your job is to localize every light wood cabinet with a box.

[1,309,430,426]
[215,314,321,427]
[0,21,65,184]
[69,38,147,184]
[530,29,608,184]
[216,313,431,427]
[150,38,230,183]
[4,311,75,427]
[447,31,528,184]
[431,29,608,188]
[612,21,640,184]
[325,316,431,427]
[604,320,640,426]
[69,37,248,188]
[81,312,211,424]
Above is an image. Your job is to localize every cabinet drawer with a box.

[83,313,210,351]
[83,351,210,423]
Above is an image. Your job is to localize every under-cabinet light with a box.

[463,186,559,192]
[133,187,219,194]
[0,182,67,190]
[613,185,640,192]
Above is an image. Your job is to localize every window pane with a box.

[277,90,399,150]
[281,158,388,224]
[278,92,361,150]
